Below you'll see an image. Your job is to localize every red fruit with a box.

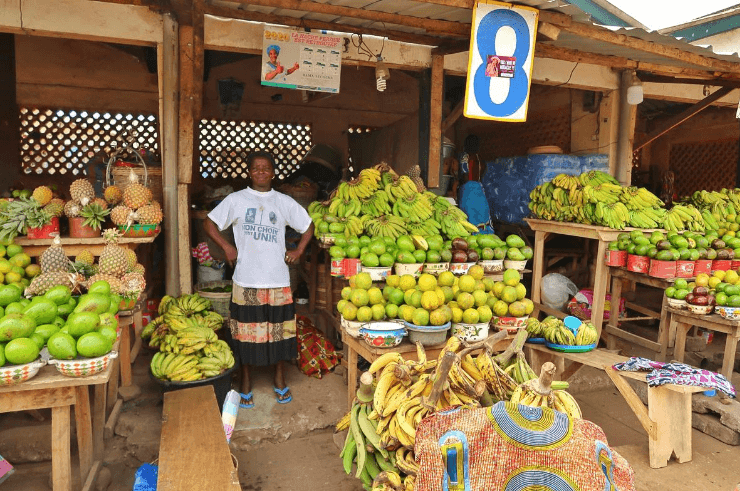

[693,286,709,297]
[452,250,468,263]
[452,238,468,251]
[466,250,480,262]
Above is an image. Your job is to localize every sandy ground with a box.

[4,332,740,491]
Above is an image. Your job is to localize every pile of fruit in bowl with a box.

[685,286,715,315]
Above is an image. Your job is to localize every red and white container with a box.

[694,259,712,276]
[732,260,740,271]
[675,260,695,278]
[330,259,344,277]
[712,259,732,273]
[605,250,627,267]
[648,259,676,279]
[342,259,362,278]
[26,217,60,239]
[627,254,649,274]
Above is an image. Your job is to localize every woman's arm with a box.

[285,223,315,265]
[203,218,238,267]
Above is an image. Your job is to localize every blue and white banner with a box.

[464,1,539,122]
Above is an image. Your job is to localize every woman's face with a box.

[269,49,278,64]
[250,157,275,188]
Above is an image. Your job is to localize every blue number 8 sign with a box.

[465,3,538,121]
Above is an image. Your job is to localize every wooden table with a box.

[0,360,114,491]
[526,219,659,339]
[158,386,240,491]
[14,235,157,258]
[606,268,678,360]
[665,305,740,379]
[342,329,513,409]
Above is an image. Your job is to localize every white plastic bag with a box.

[540,273,579,311]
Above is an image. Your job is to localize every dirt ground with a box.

[4,333,740,491]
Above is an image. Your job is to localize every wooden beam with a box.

[428,53,443,189]
[638,73,740,88]
[177,2,204,185]
[225,0,470,37]
[605,368,657,440]
[203,4,447,47]
[538,22,560,41]
[432,41,470,56]
[411,0,473,7]
[635,86,735,151]
[441,100,463,133]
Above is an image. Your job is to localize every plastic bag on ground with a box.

[541,273,579,311]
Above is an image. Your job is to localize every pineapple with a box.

[104,185,123,206]
[69,179,95,203]
[26,271,85,296]
[121,272,146,295]
[32,186,53,206]
[150,200,161,211]
[110,205,133,226]
[129,263,145,275]
[40,235,70,274]
[44,198,65,218]
[93,198,108,210]
[136,204,163,225]
[98,229,128,277]
[407,165,426,193]
[122,171,152,209]
[64,200,82,218]
[87,273,123,295]
[79,202,111,231]
[124,248,138,270]
[75,250,95,266]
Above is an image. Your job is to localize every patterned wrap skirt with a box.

[228,284,297,366]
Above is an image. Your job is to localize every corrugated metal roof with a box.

[209,0,740,72]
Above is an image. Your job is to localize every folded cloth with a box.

[191,242,214,265]
[296,315,339,379]
[612,357,736,398]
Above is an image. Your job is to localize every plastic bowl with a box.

[687,304,714,316]
[48,351,118,378]
[716,306,740,320]
[451,321,490,342]
[504,259,528,271]
[449,262,476,275]
[403,321,451,347]
[478,260,504,274]
[666,297,687,310]
[0,357,47,386]
[423,263,450,276]
[359,326,406,349]
[118,224,160,238]
[394,263,424,278]
[492,315,529,334]
[361,266,393,282]
[340,316,365,338]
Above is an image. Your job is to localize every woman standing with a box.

[204,151,315,408]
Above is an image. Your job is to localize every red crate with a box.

[712,259,732,273]
[342,259,362,278]
[605,250,627,267]
[627,254,649,274]
[675,260,695,278]
[732,260,740,271]
[649,259,677,279]
[694,259,712,276]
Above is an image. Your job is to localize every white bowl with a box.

[340,316,366,338]
[48,351,118,378]
[449,262,476,275]
[0,357,47,386]
[716,306,740,320]
[423,263,450,276]
[361,266,392,282]
[666,298,687,310]
[687,304,714,316]
[478,260,504,274]
[394,263,424,278]
[504,259,528,271]
[451,321,490,342]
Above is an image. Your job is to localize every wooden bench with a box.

[158,386,241,491]
[525,345,705,469]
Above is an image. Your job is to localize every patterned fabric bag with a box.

[296,315,340,379]
[414,402,635,491]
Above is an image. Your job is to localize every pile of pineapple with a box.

[106,171,163,229]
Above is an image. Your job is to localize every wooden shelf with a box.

[14,235,157,258]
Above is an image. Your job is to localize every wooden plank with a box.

[178,184,193,294]
[80,461,103,491]
[104,398,124,440]
[0,362,113,394]
[609,267,675,288]
[604,325,662,352]
[605,368,657,439]
[441,100,464,133]
[538,22,561,41]
[666,306,740,330]
[92,383,107,462]
[648,385,693,468]
[531,232,546,305]
[226,0,469,37]
[623,301,661,320]
[592,238,609,337]
[74,386,94,484]
[634,86,735,152]
[178,23,196,185]
[119,314,132,387]
[428,53,444,189]
[51,404,73,491]
[158,387,240,490]
[0,386,75,412]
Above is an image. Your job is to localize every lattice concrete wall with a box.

[670,139,738,196]
[199,119,312,180]
[20,108,158,176]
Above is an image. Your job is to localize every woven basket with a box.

[105,141,163,203]
[196,280,232,318]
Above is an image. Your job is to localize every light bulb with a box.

[375,56,390,93]
[627,71,643,105]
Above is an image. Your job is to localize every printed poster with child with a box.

[261,27,343,93]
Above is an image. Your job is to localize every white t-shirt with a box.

[208,188,312,288]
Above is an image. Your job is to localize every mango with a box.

[44,285,72,306]
[88,281,111,296]
[77,332,111,358]
[107,294,121,315]
[34,323,61,343]
[47,332,77,360]
[4,337,39,365]
[23,299,58,325]
[73,294,111,315]
[0,343,5,367]
[0,313,36,341]
[0,284,21,307]
[66,312,100,338]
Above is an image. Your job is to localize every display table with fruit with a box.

[665,304,740,379]
[14,235,156,258]
[0,355,114,491]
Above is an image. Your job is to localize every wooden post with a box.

[159,14,181,296]
[428,53,444,189]
[615,70,637,185]
[178,183,193,293]
[0,34,21,187]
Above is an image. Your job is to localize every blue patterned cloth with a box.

[612,357,736,398]
[133,463,158,491]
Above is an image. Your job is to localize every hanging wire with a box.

[351,33,386,60]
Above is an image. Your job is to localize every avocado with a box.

[655,250,674,261]
[656,240,672,251]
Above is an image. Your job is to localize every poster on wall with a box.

[463,1,539,122]
[261,27,343,93]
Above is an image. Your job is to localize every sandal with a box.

[238,391,254,409]
[273,386,293,404]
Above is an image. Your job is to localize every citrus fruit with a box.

[434,287,445,306]
[493,300,509,317]
[472,290,488,307]
[399,305,415,323]
[367,287,384,305]
[508,301,526,317]
[521,299,535,315]
[462,308,480,324]
[501,286,518,304]
[482,278,496,292]
[708,277,722,289]
[412,308,429,326]
[385,303,399,319]
[725,270,739,285]
[695,273,710,287]
[386,274,401,288]
[371,304,386,321]
[341,287,353,300]
[421,291,440,310]
[457,292,475,310]
[356,306,372,322]
[515,283,527,300]
[337,299,348,313]
[389,288,405,306]
[477,305,493,323]
[418,274,437,292]
[429,308,447,326]
[349,289,369,307]
[503,269,520,286]
[451,307,463,323]
[468,265,484,280]
[441,286,454,303]
[492,281,505,298]
[410,290,423,308]
[355,272,373,290]
[438,271,455,287]
[399,275,417,291]
[458,275,476,293]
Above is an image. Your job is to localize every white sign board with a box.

[261,27,343,93]
[463,1,539,122]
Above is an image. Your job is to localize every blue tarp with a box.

[481,154,609,224]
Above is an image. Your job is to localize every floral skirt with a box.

[228,284,297,366]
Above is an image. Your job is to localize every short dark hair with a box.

[246,151,276,171]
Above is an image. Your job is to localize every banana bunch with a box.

[336,169,381,201]
[575,322,598,346]
[150,352,202,381]
[405,218,442,237]
[583,183,622,204]
[579,170,620,187]
[594,202,629,229]
[384,176,418,202]
[344,215,367,237]
[392,194,434,222]
[541,316,576,346]
[371,470,405,491]
[436,209,478,238]
[329,197,362,218]
[628,207,666,228]
[158,295,175,315]
[360,191,392,217]
[189,310,225,330]
[525,317,543,338]
[164,293,212,317]
[510,362,582,420]
[701,209,720,230]
[662,204,705,232]
[307,200,331,216]
[552,173,581,193]
[620,186,664,210]
[365,214,407,239]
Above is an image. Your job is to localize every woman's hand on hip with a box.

[223,244,238,267]
[284,250,302,265]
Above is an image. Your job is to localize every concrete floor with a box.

[4,335,740,491]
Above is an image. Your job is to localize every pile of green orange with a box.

[336,267,534,327]
[667,270,740,308]
[0,241,38,290]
